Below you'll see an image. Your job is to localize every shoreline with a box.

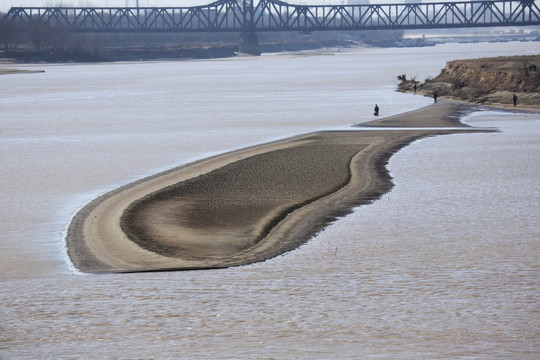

[0,68,45,75]
[397,54,540,111]
[66,100,494,273]
[0,41,358,64]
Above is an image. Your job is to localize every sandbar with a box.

[66,100,489,273]
[0,68,45,75]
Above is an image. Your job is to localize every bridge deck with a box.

[4,0,540,33]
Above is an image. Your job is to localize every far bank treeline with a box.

[0,14,402,62]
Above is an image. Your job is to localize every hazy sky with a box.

[1,1,208,12]
[0,0,475,14]
[1,0,411,14]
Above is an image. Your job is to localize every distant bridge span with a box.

[4,0,540,53]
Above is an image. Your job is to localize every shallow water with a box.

[1,42,539,358]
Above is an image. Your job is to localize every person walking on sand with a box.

[513,94,517,106]
[374,104,379,116]
[433,92,438,103]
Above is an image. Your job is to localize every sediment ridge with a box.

[66,101,490,273]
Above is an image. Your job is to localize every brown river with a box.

[1,42,538,359]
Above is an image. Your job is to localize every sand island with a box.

[67,55,539,273]
[66,100,495,273]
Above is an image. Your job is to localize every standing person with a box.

[513,94,517,106]
[413,84,417,94]
[374,104,379,116]
[433,92,438,103]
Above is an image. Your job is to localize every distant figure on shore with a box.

[374,104,379,116]
[513,94,517,106]
[433,92,438,103]
[413,84,417,94]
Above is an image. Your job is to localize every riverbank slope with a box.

[398,55,540,110]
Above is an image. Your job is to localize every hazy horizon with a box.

[2,1,210,13]
[0,0,467,14]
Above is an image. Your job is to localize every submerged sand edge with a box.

[66,101,490,273]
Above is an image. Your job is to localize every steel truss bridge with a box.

[3,0,540,53]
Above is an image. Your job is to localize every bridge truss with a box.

[4,0,540,33]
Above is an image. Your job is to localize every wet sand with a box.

[0,68,45,75]
[66,100,489,273]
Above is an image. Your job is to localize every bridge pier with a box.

[239,32,261,56]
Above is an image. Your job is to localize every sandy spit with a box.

[66,100,490,273]
[0,68,45,75]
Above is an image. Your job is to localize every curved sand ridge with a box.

[67,101,487,273]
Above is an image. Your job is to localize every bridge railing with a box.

[3,0,540,32]
[3,1,247,32]
[253,0,540,31]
